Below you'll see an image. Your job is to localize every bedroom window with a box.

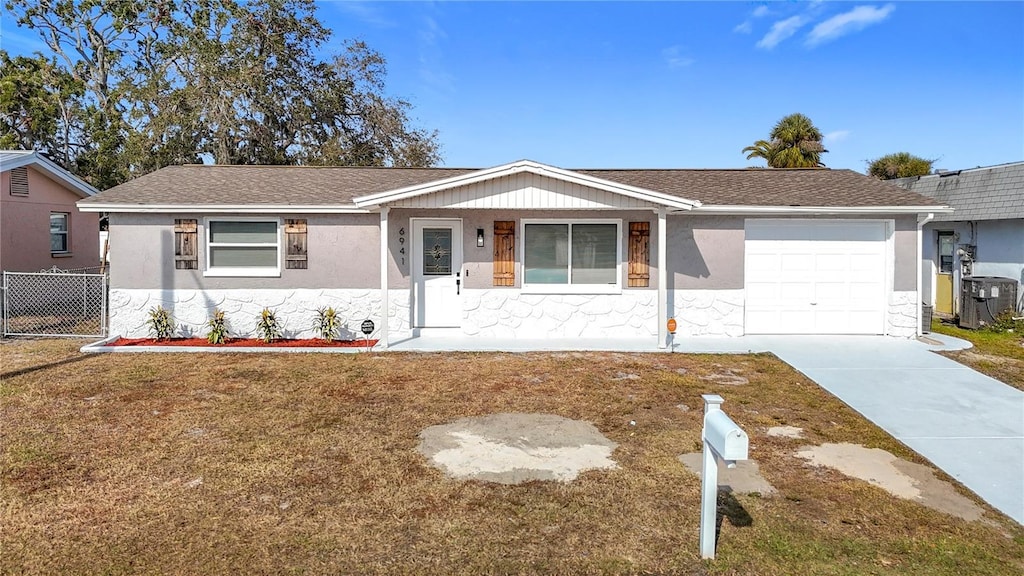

[50,212,69,254]
[522,220,620,293]
[205,219,281,277]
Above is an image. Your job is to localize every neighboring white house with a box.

[893,162,1024,316]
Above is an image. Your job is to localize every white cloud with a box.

[806,4,896,46]
[662,45,695,69]
[331,1,396,28]
[417,14,454,95]
[824,130,851,144]
[735,5,769,34]
[756,16,807,49]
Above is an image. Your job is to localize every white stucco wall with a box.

[109,287,918,341]
[888,291,919,338]
[108,288,412,340]
[673,289,745,337]
[461,290,659,339]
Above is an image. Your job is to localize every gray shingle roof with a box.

[891,162,1024,221]
[80,163,944,209]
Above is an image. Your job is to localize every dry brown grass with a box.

[2,340,1022,575]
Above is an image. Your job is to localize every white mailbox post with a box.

[700,394,749,560]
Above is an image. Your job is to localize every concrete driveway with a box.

[758,334,1024,525]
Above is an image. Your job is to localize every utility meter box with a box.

[703,410,749,462]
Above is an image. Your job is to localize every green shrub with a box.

[146,306,176,340]
[985,310,1024,333]
[256,308,283,343]
[206,309,229,344]
[314,307,340,342]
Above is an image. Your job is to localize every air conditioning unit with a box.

[959,277,1018,329]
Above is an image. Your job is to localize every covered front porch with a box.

[352,160,701,349]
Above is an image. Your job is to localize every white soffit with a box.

[353,160,700,211]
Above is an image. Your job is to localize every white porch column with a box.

[917,212,934,336]
[658,207,668,348]
[379,207,390,349]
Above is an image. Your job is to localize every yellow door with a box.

[936,273,953,314]
[936,232,954,314]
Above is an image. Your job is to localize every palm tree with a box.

[867,152,935,179]
[742,139,779,165]
[742,113,828,168]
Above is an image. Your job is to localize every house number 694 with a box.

[398,227,406,265]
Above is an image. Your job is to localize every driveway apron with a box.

[763,335,1023,525]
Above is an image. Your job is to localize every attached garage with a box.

[744,219,891,335]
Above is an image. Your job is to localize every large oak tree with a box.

[3,0,441,189]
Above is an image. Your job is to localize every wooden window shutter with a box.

[285,219,308,269]
[493,221,515,286]
[628,222,650,287]
[9,166,28,196]
[174,219,198,270]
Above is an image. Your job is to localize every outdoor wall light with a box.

[477,228,485,247]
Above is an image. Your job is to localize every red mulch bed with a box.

[110,337,377,348]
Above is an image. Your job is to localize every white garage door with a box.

[745,220,889,335]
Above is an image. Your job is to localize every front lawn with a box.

[930,318,1024,390]
[2,339,1021,575]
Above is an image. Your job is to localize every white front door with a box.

[412,219,463,328]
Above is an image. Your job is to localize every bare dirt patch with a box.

[678,453,777,495]
[417,413,618,484]
[767,425,805,439]
[796,443,983,521]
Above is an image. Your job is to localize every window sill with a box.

[203,268,281,278]
[51,253,73,258]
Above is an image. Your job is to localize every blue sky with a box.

[4,1,1022,172]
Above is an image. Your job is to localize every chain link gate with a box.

[2,270,108,337]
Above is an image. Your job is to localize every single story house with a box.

[1,150,100,272]
[892,162,1024,316]
[78,160,949,348]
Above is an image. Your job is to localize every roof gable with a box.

[352,160,700,210]
[0,150,98,198]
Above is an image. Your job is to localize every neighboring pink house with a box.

[1,150,100,272]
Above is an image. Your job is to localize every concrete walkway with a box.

[389,333,1024,524]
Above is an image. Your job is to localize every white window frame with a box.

[50,212,70,255]
[520,218,622,295]
[203,217,282,277]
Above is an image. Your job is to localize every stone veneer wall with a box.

[672,290,746,337]
[887,291,919,338]
[108,287,919,341]
[107,289,411,340]
[460,290,659,338]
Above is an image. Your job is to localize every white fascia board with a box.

[2,151,98,198]
[353,159,701,211]
[76,203,369,214]
[691,205,954,215]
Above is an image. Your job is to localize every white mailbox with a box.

[699,394,750,559]
[703,409,749,463]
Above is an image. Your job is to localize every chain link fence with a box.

[2,269,108,337]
